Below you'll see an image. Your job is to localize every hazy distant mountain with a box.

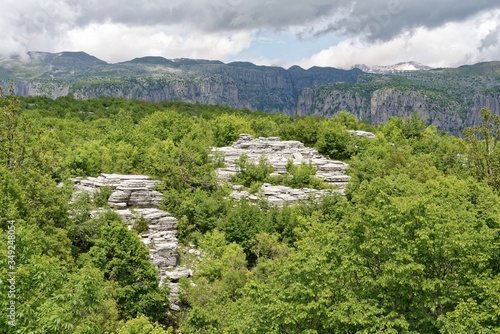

[1,51,500,134]
[352,61,433,74]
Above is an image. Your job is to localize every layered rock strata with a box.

[71,173,191,311]
[230,183,338,207]
[211,134,351,205]
[348,130,376,139]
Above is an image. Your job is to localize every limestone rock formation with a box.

[211,134,350,205]
[230,183,338,207]
[348,130,376,139]
[71,173,190,311]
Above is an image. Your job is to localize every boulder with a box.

[348,130,376,139]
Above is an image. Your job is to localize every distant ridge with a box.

[2,51,500,135]
[351,61,433,74]
[0,50,362,115]
[123,56,225,67]
[28,51,108,67]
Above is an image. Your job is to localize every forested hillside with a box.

[0,92,499,333]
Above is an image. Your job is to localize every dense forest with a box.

[0,89,499,333]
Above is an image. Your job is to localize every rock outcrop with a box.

[348,130,376,139]
[470,93,500,125]
[71,173,190,311]
[230,183,338,207]
[211,134,350,205]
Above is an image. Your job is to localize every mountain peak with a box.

[28,51,107,67]
[126,56,174,65]
[352,61,433,74]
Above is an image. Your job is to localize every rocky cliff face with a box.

[297,87,370,120]
[368,89,465,133]
[297,87,482,135]
[470,93,500,125]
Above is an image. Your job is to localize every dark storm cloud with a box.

[480,26,500,51]
[71,0,500,39]
[2,0,500,57]
[316,0,500,41]
[70,0,346,31]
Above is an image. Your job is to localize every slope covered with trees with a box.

[0,92,499,333]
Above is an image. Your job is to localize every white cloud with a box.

[1,0,500,67]
[61,23,254,63]
[297,10,500,69]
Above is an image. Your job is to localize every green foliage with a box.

[162,187,229,242]
[132,214,150,235]
[2,95,500,332]
[117,315,173,334]
[249,232,291,261]
[402,110,427,139]
[212,114,253,147]
[65,140,110,176]
[231,156,331,190]
[0,248,120,333]
[232,154,274,188]
[67,196,103,258]
[316,120,355,160]
[334,110,360,129]
[94,185,113,207]
[0,165,25,229]
[180,231,249,333]
[0,82,23,169]
[279,115,322,146]
[464,108,500,190]
[36,266,119,334]
[284,159,327,189]
[83,214,169,322]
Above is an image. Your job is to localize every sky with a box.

[2,0,500,69]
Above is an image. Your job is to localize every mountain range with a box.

[1,51,500,134]
[351,61,434,74]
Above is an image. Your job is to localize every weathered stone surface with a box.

[229,182,338,207]
[212,134,350,204]
[348,130,376,139]
[71,173,188,310]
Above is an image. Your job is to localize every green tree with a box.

[232,154,274,188]
[464,108,500,190]
[180,231,248,333]
[83,214,170,322]
[316,121,355,160]
[283,159,327,189]
[402,110,427,139]
[37,266,119,334]
[117,315,173,334]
